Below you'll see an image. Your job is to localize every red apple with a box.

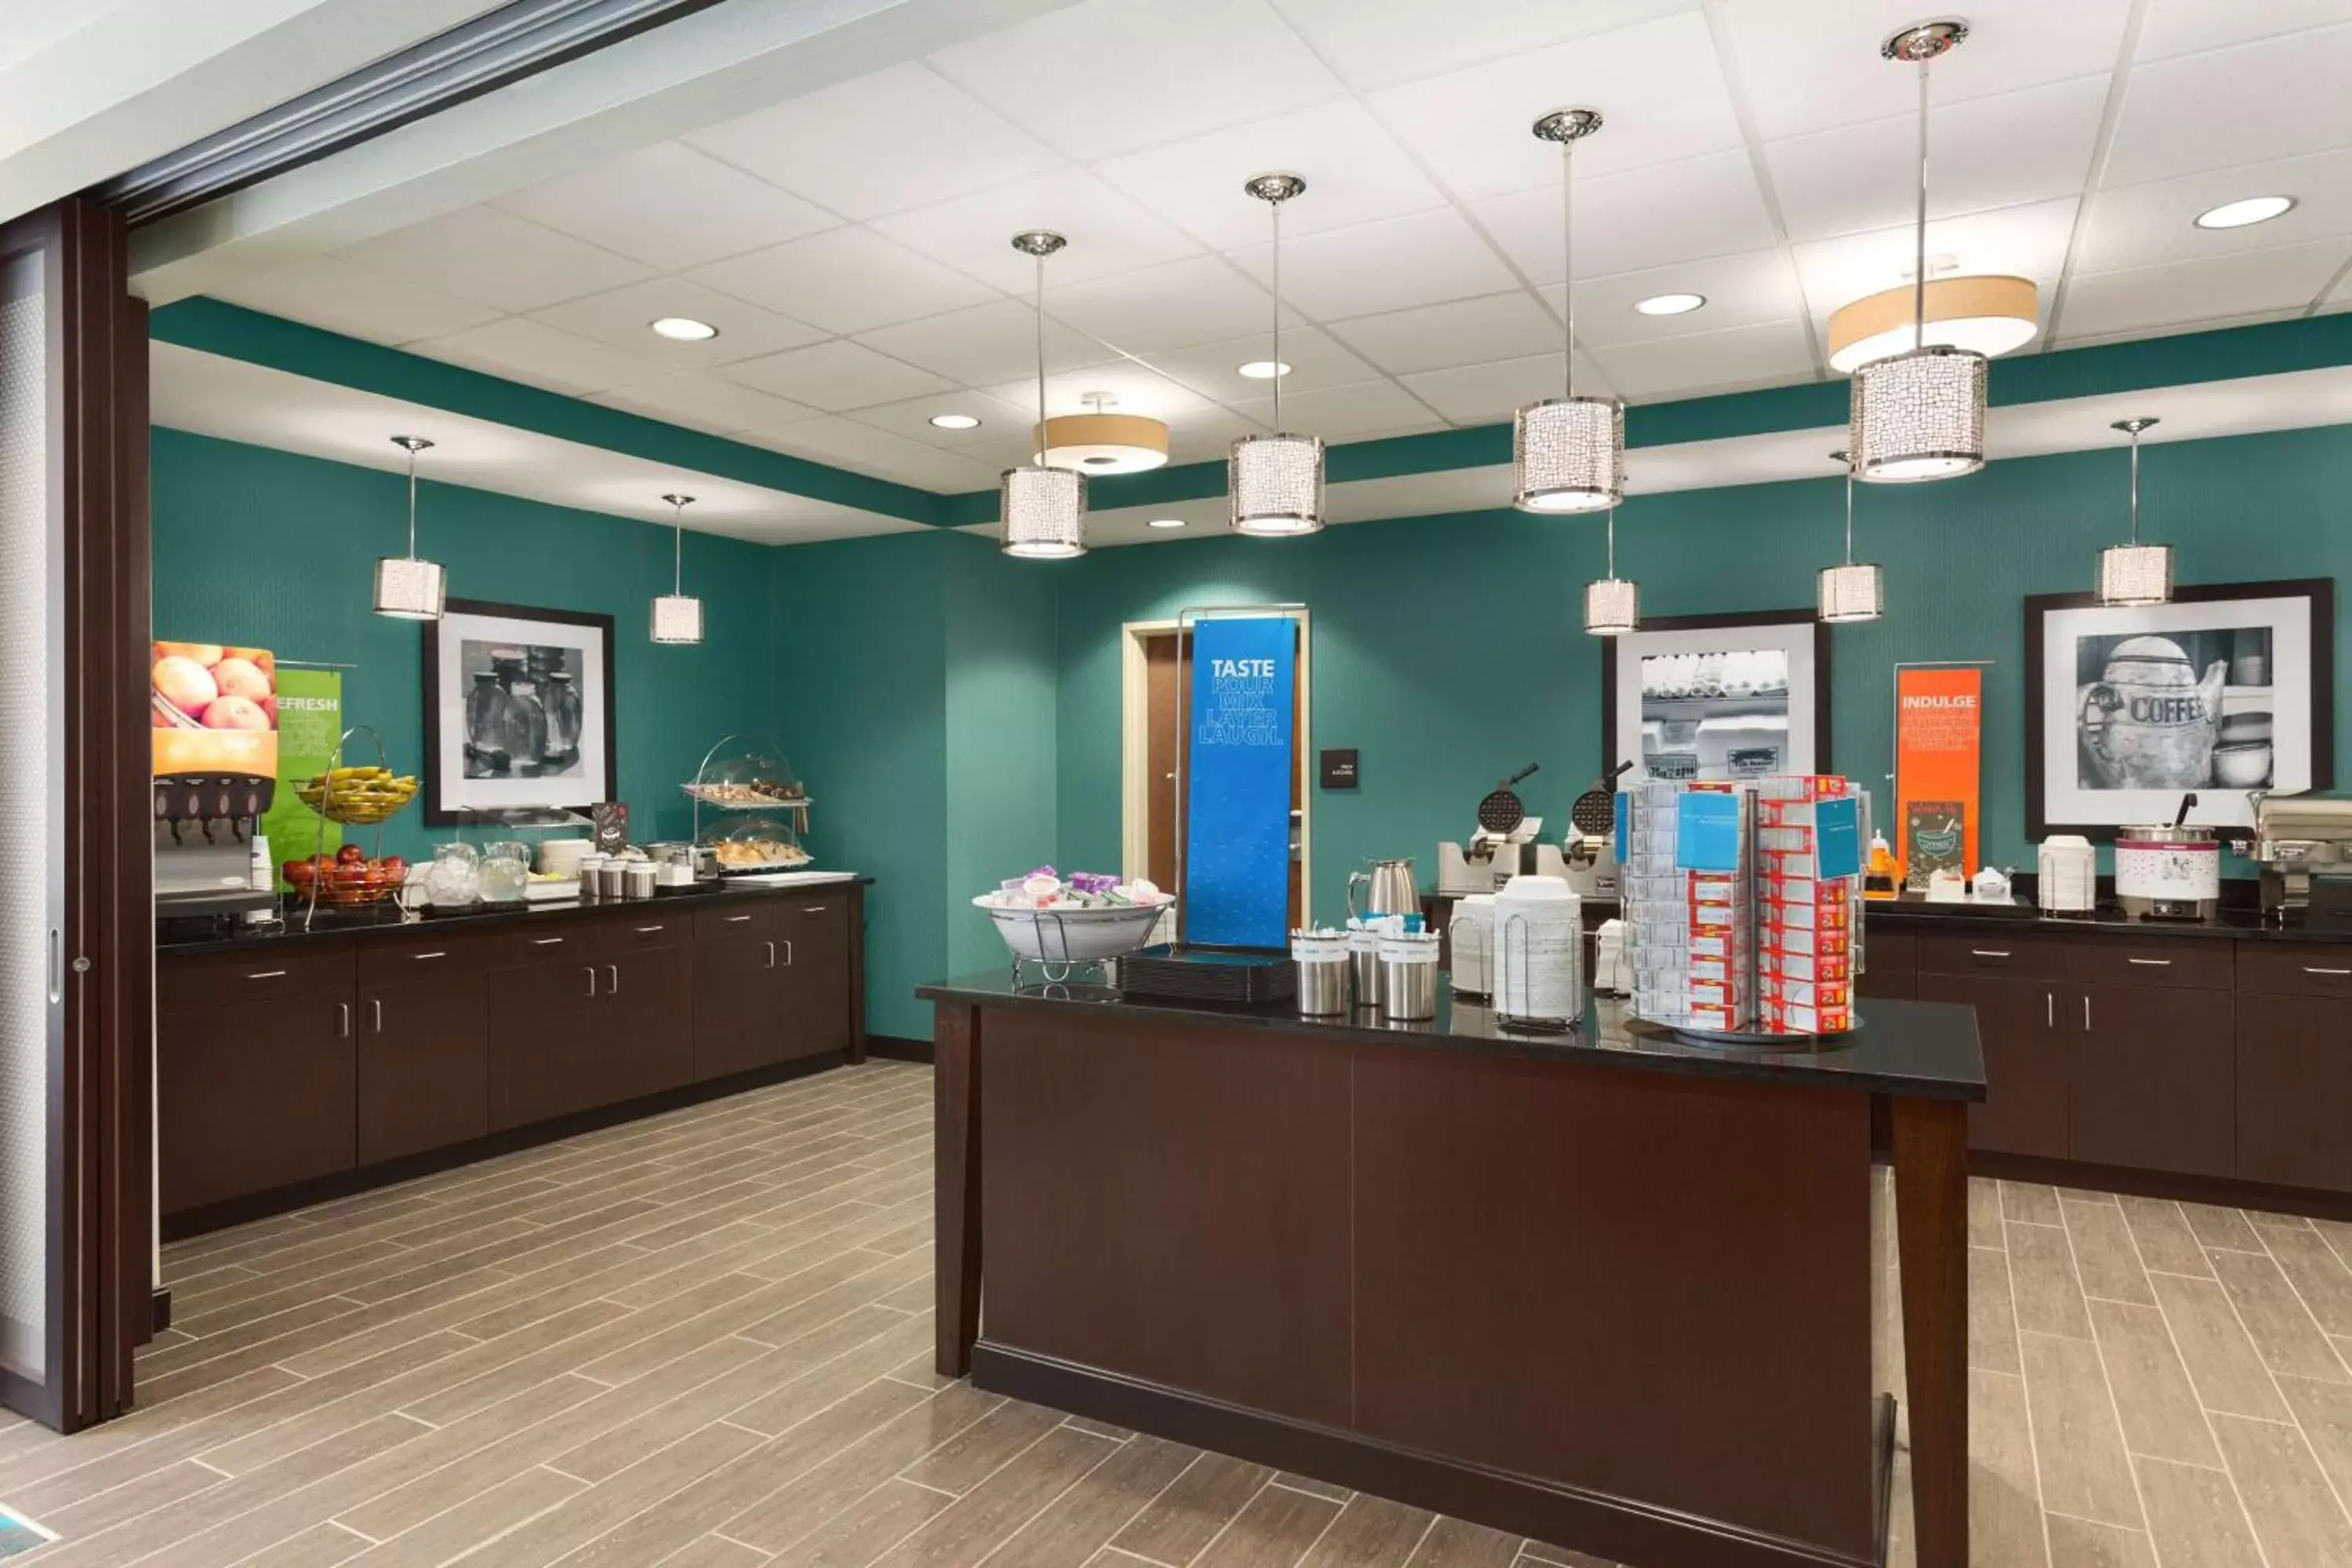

[199,694,268,730]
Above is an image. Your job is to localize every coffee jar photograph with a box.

[2027,579,2335,836]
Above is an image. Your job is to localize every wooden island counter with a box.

[921,974,1985,1568]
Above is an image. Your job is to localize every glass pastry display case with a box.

[684,733,812,849]
[697,813,814,877]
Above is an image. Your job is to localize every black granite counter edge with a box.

[915,977,1987,1102]
[161,874,874,956]
[1857,903,2343,943]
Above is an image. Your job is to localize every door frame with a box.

[1120,612,1312,930]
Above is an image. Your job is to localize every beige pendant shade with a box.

[1828,274,2038,373]
[1036,411,1168,474]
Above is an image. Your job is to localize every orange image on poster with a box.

[1895,666,1982,890]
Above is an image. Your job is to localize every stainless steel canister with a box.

[623,862,659,899]
[1291,931,1351,1017]
[1348,926,1384,1009]
[1379,931,1441,1022]
[594,860,626,899]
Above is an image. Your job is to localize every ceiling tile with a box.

[842,390,1040,451]
[717,339,956,412]
[1093,100,1448,250]
[2135,0,2352,61]
[1225,207,1517,320]
[1232,377,1441,438]
[1325,291,1559,376]
[492,141,839,272]
[2079,147,2352,273]
[1367,11,1744,200]
[416,318,671,394]
[739,415,1001,491]
[2056,239,2352,341]
[1142,326,1383,404]
[588,373,820,435]
[1268,0,1701,92]
[1766,75,2107,243]
[205,256,503,344]
[925,0,1348,159]
[688,227,998,336]
[1044,256,1294,355]
[854,299,1111,387]
[334,207,652,314]
[869,169,1203,292]
[1715,0,2132,141]
[975,361,1215,423]
[1398,352,1613,423]
[1554,249,1808,347]
[1160,406,1271,464]
[1789,198,2078,321]
[528,278,826,366]
[1587,318,1817,400]
[1475,150,1777,283]
[2105,24,2352,186]
[681,62,1061,221]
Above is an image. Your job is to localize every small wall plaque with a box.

[1319,748,1359,790]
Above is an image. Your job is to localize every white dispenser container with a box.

[1450,895,1495,999]
[2038,836,2096,913]
[1494,874,1581,1029]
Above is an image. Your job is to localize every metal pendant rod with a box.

[1562,138,1574,399]
[1270,198,1283,431]
[2129,425,2141,544]
[405,444,419,557]
[1035,250,1048,456]
[662,492,693,593]
[1913,58,1929,350]
[1845,468,1857,564]
[1606,504,1616,577]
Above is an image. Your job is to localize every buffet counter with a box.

[157,876,869,1236]
[920,974,1984,1568]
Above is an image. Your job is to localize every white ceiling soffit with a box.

[1058,361,2352,548]
[0,0,499,224]
[149,342,919,546]
[180,0,2352,496]
[128,0,1089,303]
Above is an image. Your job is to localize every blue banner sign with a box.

[1184,617,1296,949]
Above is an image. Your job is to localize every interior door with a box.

[0,197,149,1431]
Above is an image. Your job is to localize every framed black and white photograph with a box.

[1601,610,1831,783]
[422,599,617,824]
[2027,579,2334,837]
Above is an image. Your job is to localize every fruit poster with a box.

[260,669,342,877]
[151,641,279,783]
[1895,666,1982,889]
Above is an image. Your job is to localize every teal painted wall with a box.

[1054,423,2352,912]
[151,429,779,865]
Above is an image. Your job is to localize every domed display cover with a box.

[696,813,813,874]
[682,742,806,810]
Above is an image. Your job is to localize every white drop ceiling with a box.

[194,0,2352,502]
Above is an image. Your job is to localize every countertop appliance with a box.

[2038,836,2097,914]
[2115,797,2220,922]
[2240,793,2352,926]
[1439,826,1567,895]
[1561,762,1630,899]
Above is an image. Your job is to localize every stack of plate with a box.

[535,837,594,880]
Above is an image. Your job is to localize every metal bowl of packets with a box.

[975,868,1172,963]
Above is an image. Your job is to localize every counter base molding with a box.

[924,981,1985,1568]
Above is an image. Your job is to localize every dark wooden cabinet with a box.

[776,898,853,1060]
[693,934,781,1080]
[358,972,488,1164]
[2236,989,2352,1192]
[486,952,604,1133]
[1857,927,1915,1000]
[158,955,357,1214]
[2068,982,2235,1178]
[1918,970,2068,1159]
[600,942,695,1101]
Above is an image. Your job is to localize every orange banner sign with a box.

[1895,667,1982,890]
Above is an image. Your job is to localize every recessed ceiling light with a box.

[928,412,982,430]
[1633,292,1707,317]
[2194,195,2296,230]
[1146,517,1187,529]
[1236,360,1290,379]
[650,317,719,341]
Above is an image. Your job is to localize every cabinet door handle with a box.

[803,906,828,914]
[2126,957,2172,967]
[338,1002,350,1039]
[724,914,753,924]
[247,969,289,980]
[2046,992,2054,1028]
[764,941,775,969]
[535,937,566,947]
[780,939,793,967]
[607,964,619,996]
[412,951,446,962]
[1970,949,2010,960]
[371,998,383,1034]
[2084,994,2092,1031]
[584,967,597,998]
[634,924,664,935]
[2304,966,2352,977]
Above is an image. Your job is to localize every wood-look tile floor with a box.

[1,1062,2347,1567]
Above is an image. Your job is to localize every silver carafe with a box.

[1347,858,1418,922]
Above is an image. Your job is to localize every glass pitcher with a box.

[477,841,530,904]
[423,842,480,907]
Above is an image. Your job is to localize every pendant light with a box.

[2098,417,2173,607]
[651,492,705,644]
[373,435,445,620]
[1231,174,1324,536]
[1514,109,1623,514]
[1584,505,1638,637]
[1000,230,1086,559]
[1849,21,1987,485]
[1040,392,1168,474]
[1817,449,1885,623]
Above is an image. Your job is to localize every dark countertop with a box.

[160,873,873,956]
[1859,896,2349,943]
[916,971,1986,1102]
